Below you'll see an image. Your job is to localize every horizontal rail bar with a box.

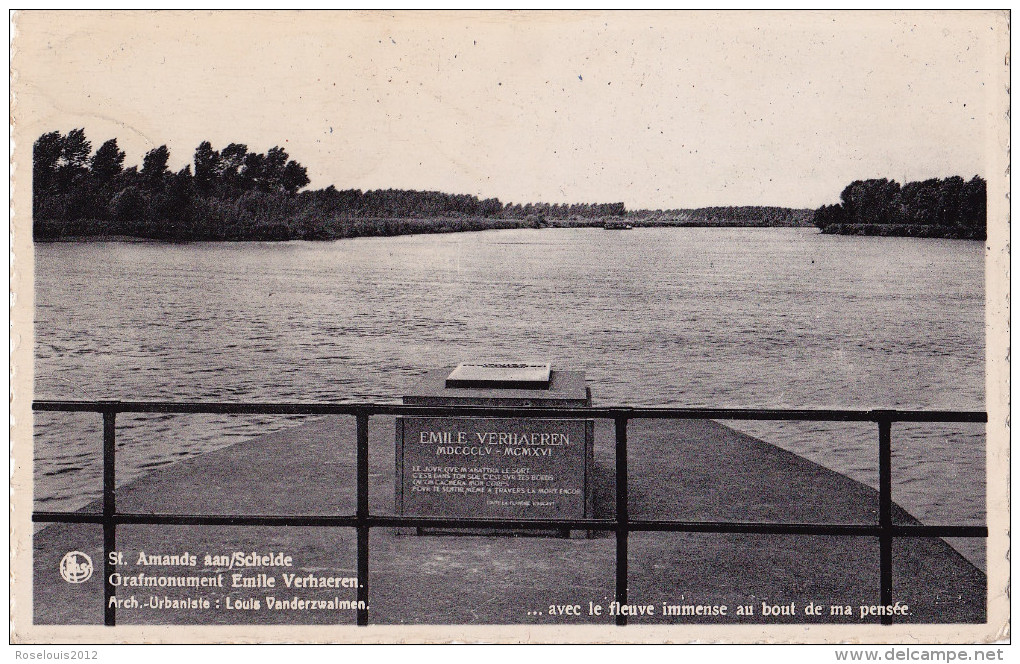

[30,400,988,423]
[31,511,988,538]
[32,512,358,527]
[627,521,988,538]
[889,525,989,538]
[370,515,617,530]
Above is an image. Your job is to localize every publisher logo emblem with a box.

[59,551,93,584]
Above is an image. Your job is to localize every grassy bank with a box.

[819,223,986,240]
[33,215,549,242]
[34,213,818,242]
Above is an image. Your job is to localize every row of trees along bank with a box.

[627,206,813,227]
[33,129,630,241]
[813,176,986,240]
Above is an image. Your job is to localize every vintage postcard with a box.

[9,10,1010,645]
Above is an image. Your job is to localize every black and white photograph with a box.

[10,9,1010,646]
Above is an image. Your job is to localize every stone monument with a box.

[395,362,594,533]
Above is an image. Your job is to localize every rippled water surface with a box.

[33,228,986,566]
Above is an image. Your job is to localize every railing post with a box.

[102,407,117,627]
[877,413,893,626]
[614,414,629,626]
[355,411,370,626]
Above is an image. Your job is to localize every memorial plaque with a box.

[445,362,552,389]
[396,366,594,525]
[396,417,590,518]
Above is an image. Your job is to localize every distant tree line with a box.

[35,128,828,241]
[32,129,635,241]
[627,206,813,227]
[500,201,627,219]
[813,177,986,239]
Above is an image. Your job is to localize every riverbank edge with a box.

[818,223,986,240]
[32,215,819,243]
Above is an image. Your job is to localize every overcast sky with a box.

[14,10,1006,209]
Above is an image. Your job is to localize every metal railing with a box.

[31,400,988,627]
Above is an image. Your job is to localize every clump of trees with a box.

[33,129,312,240]
[813,177,986,239]
[32,128,631,241]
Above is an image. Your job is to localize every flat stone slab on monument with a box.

[446,362,552,389]
[406,368,589,408]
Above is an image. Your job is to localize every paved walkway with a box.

[33,416,985,625]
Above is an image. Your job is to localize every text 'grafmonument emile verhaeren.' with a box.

[395,362,595,530]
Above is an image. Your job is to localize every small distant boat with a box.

[603,220,633,230]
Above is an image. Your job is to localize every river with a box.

[32,227,986,567]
